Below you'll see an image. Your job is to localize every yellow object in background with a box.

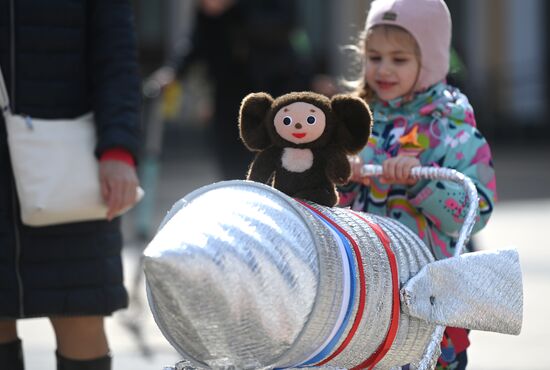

[161,81,183,120]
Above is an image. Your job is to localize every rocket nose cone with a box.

[143,180,320,368]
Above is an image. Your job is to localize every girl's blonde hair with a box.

[355,25,421,103]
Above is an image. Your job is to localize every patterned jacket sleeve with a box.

[407,124,497,237]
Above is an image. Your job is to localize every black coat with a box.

[166,0,313,180]
[0,0,141,318]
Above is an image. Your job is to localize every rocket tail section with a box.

[401,248,523,335]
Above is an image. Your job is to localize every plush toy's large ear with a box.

[331,94,372,154]
[239,92,274,151]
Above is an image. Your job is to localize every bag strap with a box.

[0,66,12,113]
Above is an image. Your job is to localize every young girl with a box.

[338,0,497,368]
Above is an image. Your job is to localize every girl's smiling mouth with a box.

[292,133,306,138]
[377,81,397,90]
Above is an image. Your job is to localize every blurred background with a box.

[136,0,549,141]
[19,1,549,369]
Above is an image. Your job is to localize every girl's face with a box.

[364,28,420,102]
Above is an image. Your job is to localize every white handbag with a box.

[1,68,142,226]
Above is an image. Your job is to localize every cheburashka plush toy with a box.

[238,91,372,207]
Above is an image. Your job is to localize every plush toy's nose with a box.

[295,122,302,129]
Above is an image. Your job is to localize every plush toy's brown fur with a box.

[239,91,372,206]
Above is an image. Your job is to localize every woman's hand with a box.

[99,160,140,221]
[381,156,420,185]
[347,155,371,186]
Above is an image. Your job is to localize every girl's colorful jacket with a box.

[339,82,497,260]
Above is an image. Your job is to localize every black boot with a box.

[0,339,24,370]
[56,351,111,370]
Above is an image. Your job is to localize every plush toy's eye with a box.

[306,115,316,125]
[283,116,292,126]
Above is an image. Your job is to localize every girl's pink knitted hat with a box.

[365,0,452,91]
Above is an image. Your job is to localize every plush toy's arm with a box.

[325,146,351,185]
[247,147,279,184]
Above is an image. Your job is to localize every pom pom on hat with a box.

[365,0,452,91]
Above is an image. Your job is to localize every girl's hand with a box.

[99,160,140,221]
[381,156,421,185]
[347,155,371,186]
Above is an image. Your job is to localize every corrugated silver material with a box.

[144,166,523,370]
[366,216,438,370]
[361,165,482,370]
[144,180,437,369]
[299,208,436,370]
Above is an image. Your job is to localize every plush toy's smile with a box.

[240,92,372,207]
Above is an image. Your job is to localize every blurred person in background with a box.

[0,1,141,369]
[147,0,316,180]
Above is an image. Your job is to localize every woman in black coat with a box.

[0,1,141,369]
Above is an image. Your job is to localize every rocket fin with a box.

[401,249,523,335]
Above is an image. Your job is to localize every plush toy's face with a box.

[273,102,326,145]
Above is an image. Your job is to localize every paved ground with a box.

[19,126,550,369]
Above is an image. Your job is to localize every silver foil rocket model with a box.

[143,165,523,370]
